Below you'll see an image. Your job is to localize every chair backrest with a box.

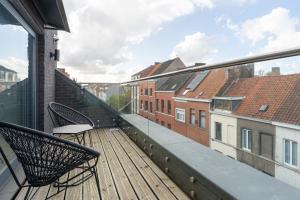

[0,122,99,187]
[48,102,94,128]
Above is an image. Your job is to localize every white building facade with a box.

[274,123,300,189]
[210,111,238,159]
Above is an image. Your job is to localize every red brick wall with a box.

[138,81,211,146]
[155,92,175,128]
[173,101,210,146]
[138,81,156,121]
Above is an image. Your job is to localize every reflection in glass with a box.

[0,2,35,172]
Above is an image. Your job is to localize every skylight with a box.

[182,89,189,95]
[259,105,269,112]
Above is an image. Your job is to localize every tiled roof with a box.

[224,74,300,125]
[177,68,227,99]
[132,64,158,78]
[273,77,300,125]
[152,58,182,75]
[133,57,185,78]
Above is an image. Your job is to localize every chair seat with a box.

[53,124,93,134]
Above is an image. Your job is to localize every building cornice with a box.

[272,121,300,130]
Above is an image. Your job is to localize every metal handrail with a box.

[121,47,300,85]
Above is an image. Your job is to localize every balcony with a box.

[1,129,188,200]
[1,0,300,199]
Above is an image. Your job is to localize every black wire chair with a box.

[0,122,101,200]
[48,102,95,145]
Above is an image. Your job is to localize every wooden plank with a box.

[92,129,119,200]
[118,130,190,200]
[98,129,138,200]
[111,130,178,200]
[104,129,157,200]
[64,168,83,200]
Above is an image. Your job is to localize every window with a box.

[0,1,36,178]
[145,88,148,95]
[140,100,143,110]
[241,129,252,151]
[190,108,195,125]
[156,99,159,111]
[175,108,185,123]
[167,100,171,114]
[140,89,143,95]
[150,102,153,113]
[167,124,171,129]
[161,100,164,113]
[284,139,297,167]
[199,110,206,128]
[145,100,148,111]
[260,133,273,159]
[215,122,222,141]
[161,121,165,126]
[150,88,153,96]
[156,119,159,123]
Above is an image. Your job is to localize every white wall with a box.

[275,125,300,189]
[210,113,237,159]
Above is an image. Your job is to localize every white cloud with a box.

[59,0,215,81]
[170,32,218,65]
[223,7,300,52]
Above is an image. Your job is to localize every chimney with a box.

[226,63,254,80]
[271,67,280,76]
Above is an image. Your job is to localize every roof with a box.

[0,65,16,73]
[223,74,300,125]
[177,68,227,99]
[152,57,185,75]
[132,64,158,78]
[133,57,186,79]
[156,73,193,91]
[33,0,70,32]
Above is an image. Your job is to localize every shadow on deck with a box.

[13,129,189,200]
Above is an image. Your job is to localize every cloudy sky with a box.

[58,0,300,82]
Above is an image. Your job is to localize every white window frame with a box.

[284,139,297,167]
[175,108,185,123]
[242,129,252,151]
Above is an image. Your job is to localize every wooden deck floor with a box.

[14,128,189,200]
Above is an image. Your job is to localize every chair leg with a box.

[93,167,101,200]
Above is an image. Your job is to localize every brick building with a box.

[155,73,192,129]
[134,62,254,146]
[137,57,186,120]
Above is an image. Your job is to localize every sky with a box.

[2,0,300,83]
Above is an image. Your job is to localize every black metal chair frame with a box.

[48,102,95,146]
[0,122,101,200]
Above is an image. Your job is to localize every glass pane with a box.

[285,140,290,164]
[242,130,246,148]
[0,3,35,171]
[248,131,252,150]
[292,142,297,166]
